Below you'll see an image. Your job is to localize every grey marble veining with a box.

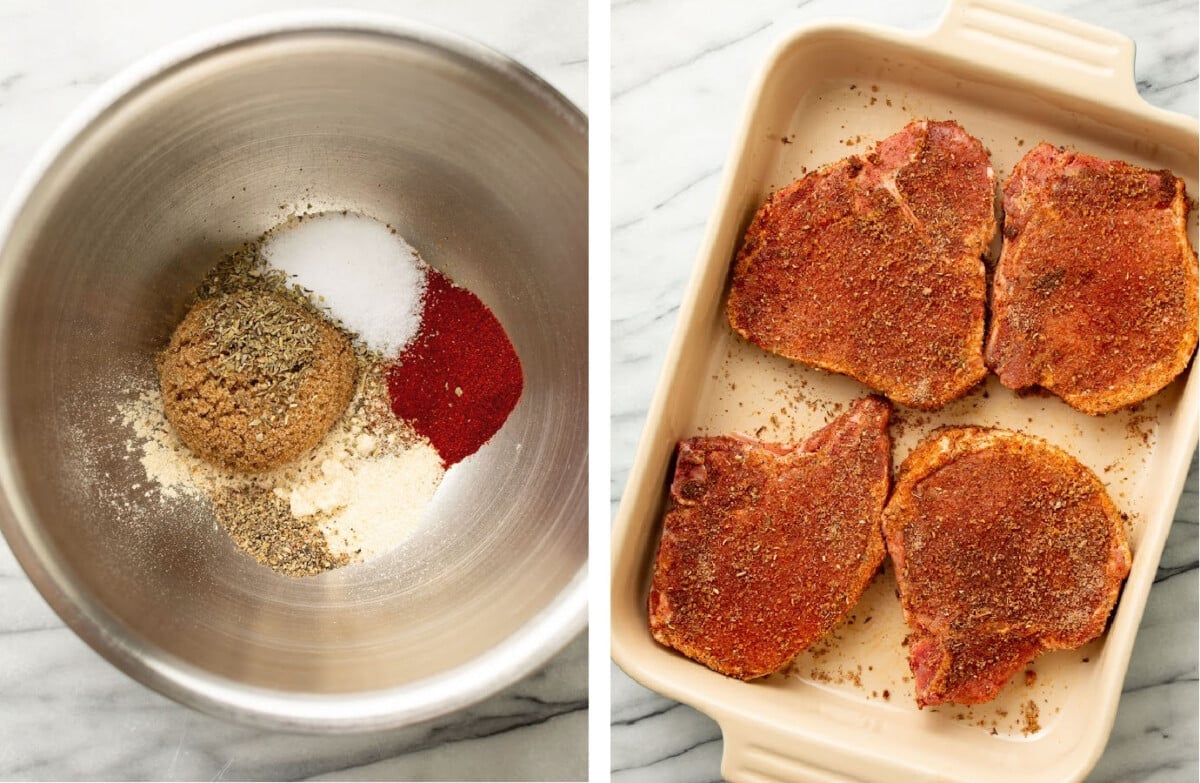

[610,1,1198,781]
[0,1,586,780]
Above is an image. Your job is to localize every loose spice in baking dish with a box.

[386,269,523,466]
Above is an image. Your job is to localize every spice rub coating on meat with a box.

[882,427,1130,707]
[986,144,1199,414]
[726,120,994,410]
[648,396,891,679]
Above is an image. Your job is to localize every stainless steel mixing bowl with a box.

[0,14,587,731]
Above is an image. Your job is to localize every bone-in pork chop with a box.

[882,427,1130,707]
[648,396,891,679]
[726,120,994,410]
[986,144,1198,414]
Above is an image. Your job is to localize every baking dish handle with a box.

[928,0,1142,108]
[720,721,877,783]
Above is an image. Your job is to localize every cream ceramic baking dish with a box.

[610,1,1199,781]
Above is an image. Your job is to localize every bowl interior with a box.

[0,27,587,716]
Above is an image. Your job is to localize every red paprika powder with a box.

[387,269,523,466]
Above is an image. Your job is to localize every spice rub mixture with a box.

[123,212,525,577]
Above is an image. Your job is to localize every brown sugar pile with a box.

[157,289,357,472]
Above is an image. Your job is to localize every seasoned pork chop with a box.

[726,120,994,410]
[882,427,1130,707]
[986,144,1198,414]
[648,397,891,679]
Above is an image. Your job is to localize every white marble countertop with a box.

[0,1,585,780]
[611,1,1198,781]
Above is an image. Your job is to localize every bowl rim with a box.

[0,10,588,733]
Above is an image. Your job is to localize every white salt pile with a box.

[262,212,427,357]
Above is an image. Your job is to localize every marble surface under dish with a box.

[610,1,1198,781]
[0,1,585,780]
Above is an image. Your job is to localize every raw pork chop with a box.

[726,120,994,410]
[986,144,1198,414]
[648,396,890,679]
[882,427,1130,707]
